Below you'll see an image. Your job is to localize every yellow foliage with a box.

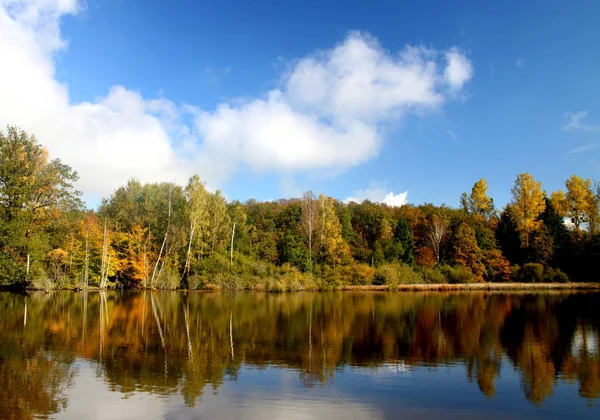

[510,173,546,247]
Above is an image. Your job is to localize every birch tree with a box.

[301,191,318,264]
[428,214,447,263]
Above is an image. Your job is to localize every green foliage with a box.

[5,125,600,289]
[418,267,447,284]
[543,267,569,283]
[373,263,422,287]
[392,218,415,264]
[520,263,545,283]
[153,265,181,290]
[441,265,477,284]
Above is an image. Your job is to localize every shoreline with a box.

[4,282,600,293]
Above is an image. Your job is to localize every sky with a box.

[1,0,599,209]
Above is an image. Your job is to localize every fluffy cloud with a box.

[444,48,473,91]
[346,183,408,207]
[0,1,473,199]
[198,35,473,174]
[0,0,196,197]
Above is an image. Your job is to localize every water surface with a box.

[0,291,599,419]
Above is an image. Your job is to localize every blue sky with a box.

[1,0,599,208]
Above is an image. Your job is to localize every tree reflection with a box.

[0,291,599,417]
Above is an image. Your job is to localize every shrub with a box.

[484,249,511,282]
[194,253,230,276]
[350,264,376,285]
[441,265,476,284]
[154,265,181,290]
[28,262,53,290]
[187,274,206,290]
[520,263,544,283]
[268,265,316,292]
[373,263,422,287]
[510,265,521,282]
[543,267,570,283]
[419,267,447,284]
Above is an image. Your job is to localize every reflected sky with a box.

[0,291,599,419]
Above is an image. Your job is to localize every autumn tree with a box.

[461,178,495,220]
[317,194,351,267]
[510,173,546,248]
[552,175,594,232]
[452,223,485,281]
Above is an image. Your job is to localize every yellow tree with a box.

[461,178,495,220]
[453,223,485,281]
[318,194,351,267]
[564,175,593,231]
[112,225,147,287]
[510,173,546,247]
[549,190,567,218]
[589,181,600,234]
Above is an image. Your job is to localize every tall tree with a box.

[555,175,594,231]
[510,173,546,248]
[392,218,415,264]
[182,175,209,280]
[317,194,350,267]
[301,191,318,265]
[453,222,485,281]
[0,126,81,284]
[461,178,496,220]
[428,214,447,263]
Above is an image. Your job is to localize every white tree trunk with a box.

[230,222,236,267]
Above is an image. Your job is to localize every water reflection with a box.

[0,291,599,419]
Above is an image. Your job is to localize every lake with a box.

[0,291,599,419]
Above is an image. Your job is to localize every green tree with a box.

[0,126,81,285]
[392,218,415,264]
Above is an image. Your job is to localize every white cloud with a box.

[197,33,473,175]
[563,111,600,132]
[346,183,408,207]
[444,47,473,91]
[0,2,473,200]
[0,0,196,198]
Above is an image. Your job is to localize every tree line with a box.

[1,126,599,289]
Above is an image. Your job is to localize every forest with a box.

[1,126,599,290]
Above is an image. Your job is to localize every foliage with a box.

[520,263,545,283]
[372,263,422,287]
[510,173,546,248]
[418,267,447,284]
[461,178,496,220]
[441,265,477,284]
[2,126,599,289]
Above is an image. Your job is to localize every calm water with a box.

[0,291,599,419]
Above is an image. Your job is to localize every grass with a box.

[340,283,600,291]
